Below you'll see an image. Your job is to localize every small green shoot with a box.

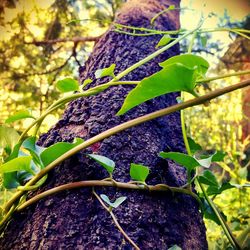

[129,163,149,182]
[88,154,115,174]
[100,194,127,209]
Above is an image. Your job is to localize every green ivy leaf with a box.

[56,78,79,93]
[198,170,219,188]
[0,126,20,153]
[187,137,202,154]
[168,245,182,250]
[100,194,127,208]
[40,138,84,167]
[0,156,33,174]
[159,54,209,78]
[5,110,35,124]
[82,78,93,88]
[117,63,197,115]
[159,152,199,173]
[2,172,20,189]
[22,137,45,168]
[201,198,227,225]
[156,35,172,48]
[88,154,115,174]
[211,151,227,162]
[129,163,149,182]
[200,35,208,47]
[168,5,175,10]
[95,64,116,79]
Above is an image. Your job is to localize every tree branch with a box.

[25,36,101,46]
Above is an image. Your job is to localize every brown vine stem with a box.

[92,189,140,250]
[4,78,250,213]
[16,180,197,212]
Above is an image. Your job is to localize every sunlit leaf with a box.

[88,154,115,174]
[0,156,33,174]
[159,54,209,77]
[95,64,116,79]
[5,110,35,124]
[156,35,172,48]
[200,35,208,47]
[56,78,79,93]
[100,194,127,208]
[130,163,149,182]
[0,126,20,152]
[187,137,202,154]
[82,78,93,88]
[117,63,197,115]
[22,137,45,167]
[40,138,84,167]
[159,152,199,172]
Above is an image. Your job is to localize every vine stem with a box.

[198,182,241,250]
[16,180,198,212]
[110,22,203,82]
[180,97,242,248]
[92,190,140,250]
[18,81,138,142]
[4,78,250,213]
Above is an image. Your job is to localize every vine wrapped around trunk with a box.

[0,0,208,249]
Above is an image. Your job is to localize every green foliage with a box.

[56,78,79,93]
[40,138,84,167]
[87,154,115,174]
[0,126,19,156]
[117,54,209,115]
[129,163,149,182]
[0,156,33,174]
[100,194,127,208]
[168,245,182,250]
[156,35,172,48]
[95,64,116,79]
[5,110,35,124]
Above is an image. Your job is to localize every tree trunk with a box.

[0,0,208,249]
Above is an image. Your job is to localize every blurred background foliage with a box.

[0,0,249,249]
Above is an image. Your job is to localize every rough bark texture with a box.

[0,0,208,249]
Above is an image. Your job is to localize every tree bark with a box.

[0,0,208,249]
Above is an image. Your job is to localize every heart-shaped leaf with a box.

[187,137,202,154]
[0,126,20,153]
[130,163,149,182]
[22,137,45,168]
[82,78,93,88]
[117,63,197,115]
[168,245,182,250]
[56,78,79,93]
[159,152,199,173]
[156,35,173,48]
[0,156,33,174]
[95,64,116,79]
[100,194,127,208]
[5,110,35,124]
[40,138,84,167]
[159,54,209,78]
[198,170,219,188]
[88,154,115,174]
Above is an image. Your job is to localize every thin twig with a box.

[92,189,140,250]
[25,36,101,45]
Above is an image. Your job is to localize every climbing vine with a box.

[0,12,250,249]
